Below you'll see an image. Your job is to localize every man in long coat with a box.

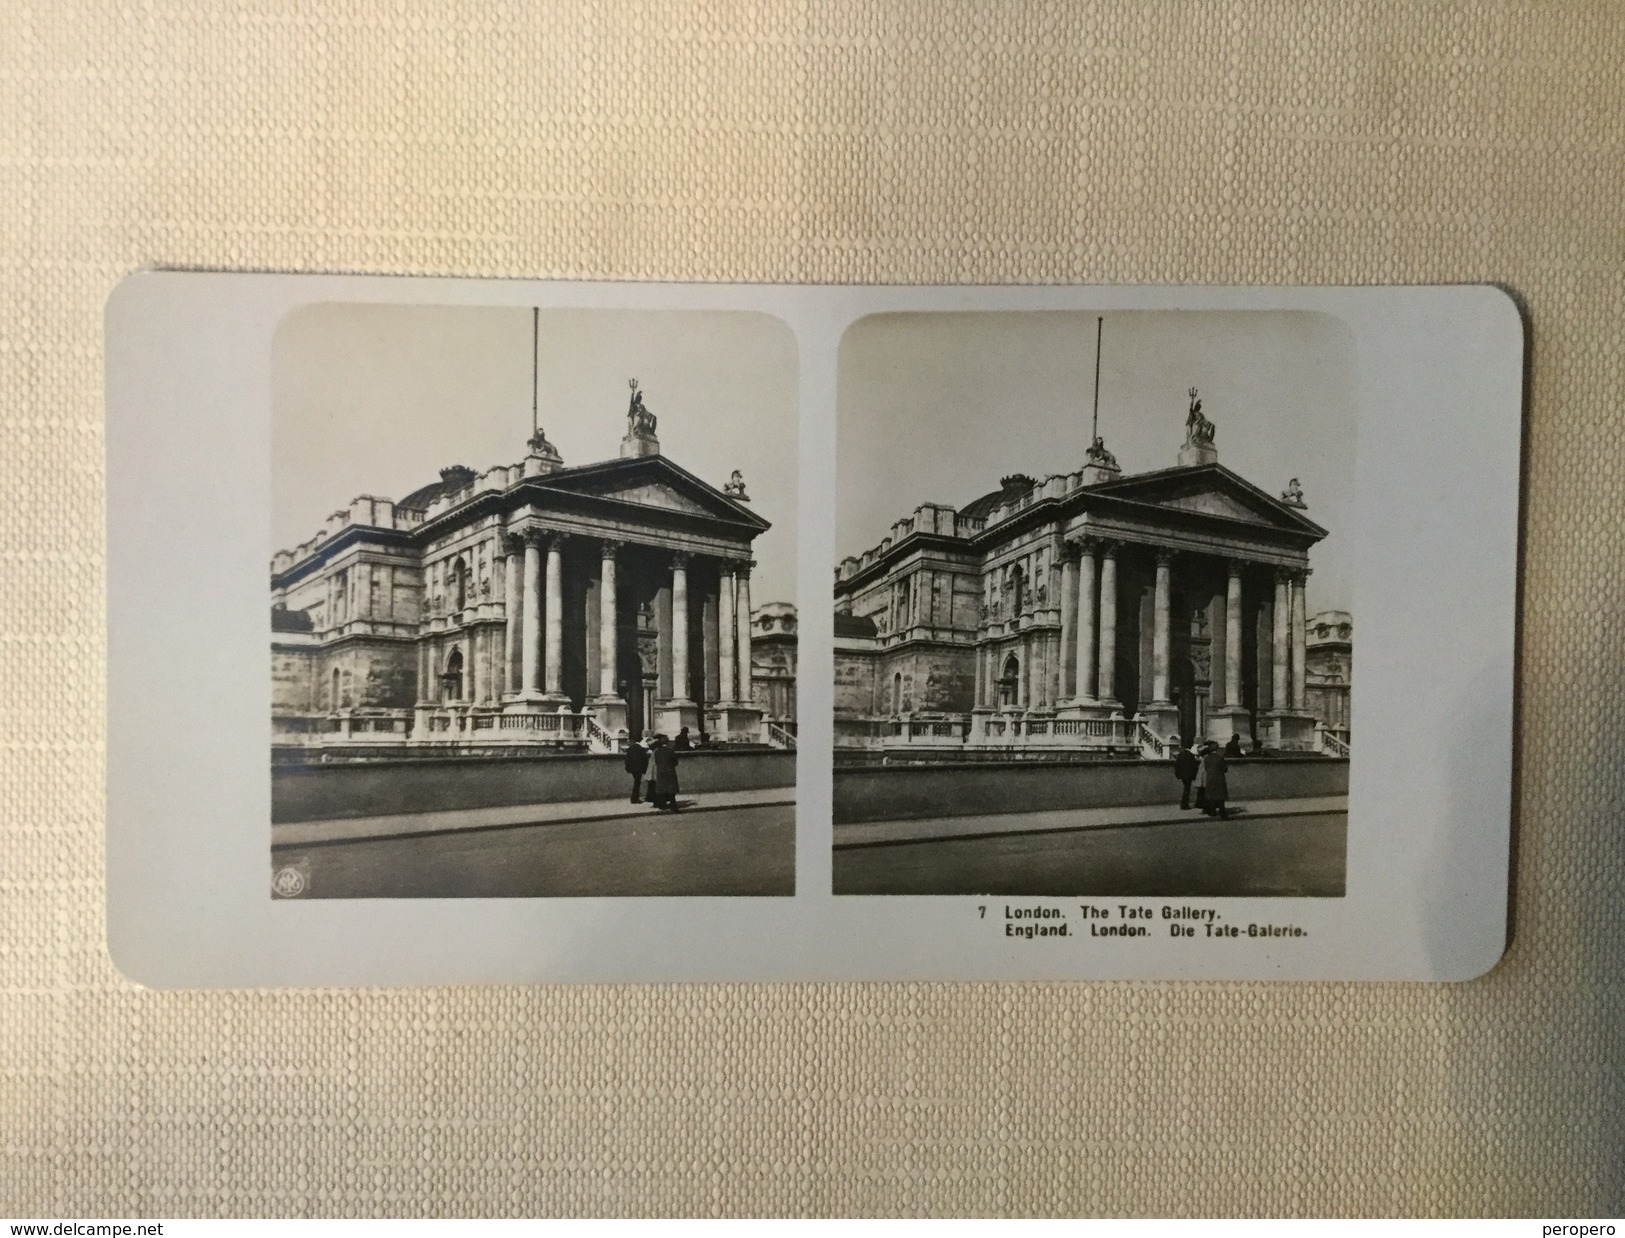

[649,734,682,812]
[1173,739,1200,810]
[624,736,651,804]
[1200,743,1230,819]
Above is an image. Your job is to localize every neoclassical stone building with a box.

[271,383,783,755]
[834,394,1332,758]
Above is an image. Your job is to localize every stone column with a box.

[654,583,673,699]
[598,541,620,697]
[502,534,523,695]
[1058,550,1077,701]
[1225,562,1244,708]
[702,587,720,703]
[589,542,630,733]
[543,536,566,698]
[584,573,600,695]
[1151,550,1173,704]
[1076,542,1098,702]
[1097,544,1118,703]
[670,554,692,702]
[1272,570,1291,711]
[719,565,737,702]
[1291,571,1309,710]
[735,561,754,705]
[521,532,543,696]
[654,552,702,736]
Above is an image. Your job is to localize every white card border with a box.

[105,275,1522,985]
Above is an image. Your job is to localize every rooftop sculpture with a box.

[627,378,658,437]
[1185,387,1216,446]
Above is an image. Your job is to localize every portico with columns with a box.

[1040,537,1317,750]
[485,528,761,742]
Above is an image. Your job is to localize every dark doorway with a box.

[1115,654,1138,716]
[1173,656,1198,743]
[623,585,661,741]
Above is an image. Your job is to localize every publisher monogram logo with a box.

[272,866,307,898]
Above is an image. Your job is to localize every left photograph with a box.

[267,305,798,898]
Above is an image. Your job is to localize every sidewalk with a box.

[274,784,796,849]
[834,795,1349,849]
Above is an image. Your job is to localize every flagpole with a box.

[1091,315,1103,444]
[531,306,539,437]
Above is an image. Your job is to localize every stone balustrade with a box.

[830,710,1178,757]
[272,708,414,748]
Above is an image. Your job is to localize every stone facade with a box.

[1305,609,1353,751]
[834,403,1333,758]
[750,602,797,736]
[271,387,787,756]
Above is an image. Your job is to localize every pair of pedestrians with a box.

[1173,738,1232,818]
[624,727,691,812]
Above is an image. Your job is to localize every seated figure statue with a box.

[1085,435,1119,470]
[627,379,658,436]
[1185,387,1216,444]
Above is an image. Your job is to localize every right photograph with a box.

[832,310,1354,897]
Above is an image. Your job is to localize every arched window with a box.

[999,655,1020,708]
[1010,567,1026,616]
[892,672,903,715]
[443,648,465,702]
[331,668,341,710]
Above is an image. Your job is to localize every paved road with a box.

[273,799,794,898]
[834,804,1346,897]
[273,785,792,848]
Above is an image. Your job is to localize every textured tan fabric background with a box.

[3,0,1622,1218]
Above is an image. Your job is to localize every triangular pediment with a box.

[1160,488,1275,524]
[529,456,771,530]
[577,476,715,516]
[1088,465,1326,537]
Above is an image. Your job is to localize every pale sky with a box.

[837,311,1357,614]
[272,305,799,606]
